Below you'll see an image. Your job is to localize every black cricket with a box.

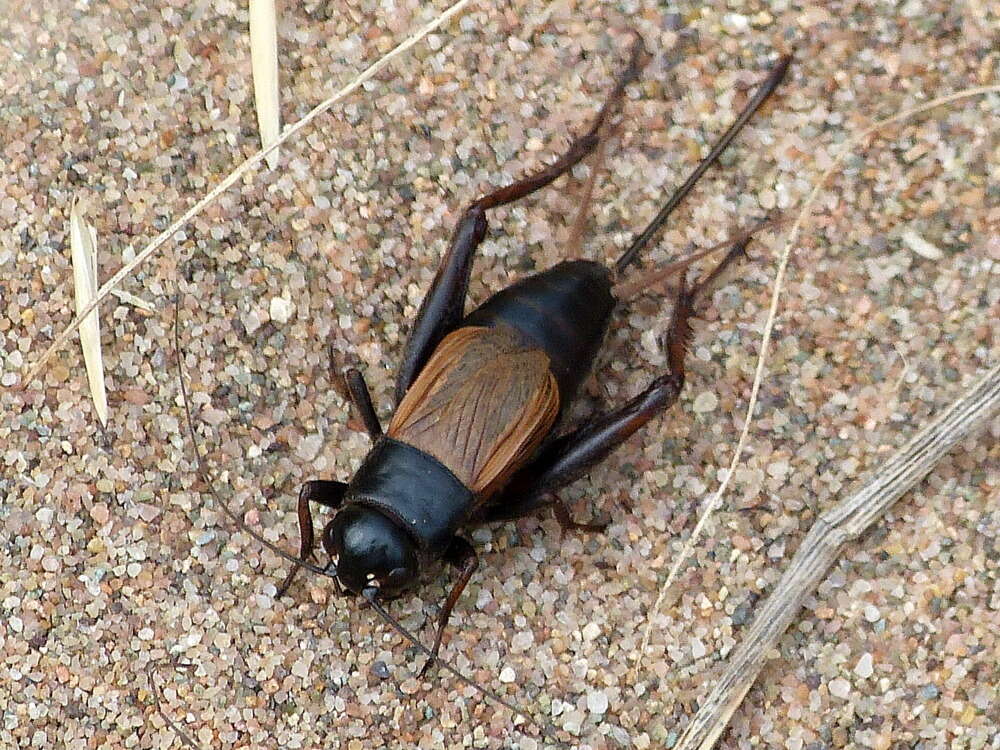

[178,36,790,720]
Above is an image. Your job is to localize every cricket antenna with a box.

[612,214,785,300]
[361,587,562,745]
[172,286,338,583]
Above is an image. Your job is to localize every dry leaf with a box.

[250,0,280,169]
[69,197,109,427]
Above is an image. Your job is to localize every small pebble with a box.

[587,690,609,714]
[90,503,110,525]
[510,631,534,652]
[767,460,789,479]
[498,667,516,683]
[291,657,310,678]
[849,580,872,597]
[767,538,786,560]
[173,38,194,73]
[296,434,324,461]
[662,12,683,30]
[829,678,851,699]
[561,710,584,735]
[902,229,944,260]
[692,391,718,413]
[269,296,295,323]
[920,538,942,561]
[507,36,529,53]
[855,652,874,678]
[722,13,750,33]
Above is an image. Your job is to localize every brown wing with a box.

[388,326,559,499]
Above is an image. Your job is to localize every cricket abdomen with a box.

[462,259,615,404]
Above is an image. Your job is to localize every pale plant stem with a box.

[674,362,1000,750]
[634,83,1000,681]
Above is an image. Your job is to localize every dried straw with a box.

[21,0,474,389]
[249,0,281,169]
[68,197,108,427]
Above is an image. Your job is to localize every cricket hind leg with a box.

[614,53,791,274]
[394,35,646,404]
[483,239,751,527]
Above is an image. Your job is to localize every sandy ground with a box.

[2,1,998,748]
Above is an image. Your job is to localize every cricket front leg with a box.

[276,480,348,597]
[419,536,479,677]
[344,367,382,439]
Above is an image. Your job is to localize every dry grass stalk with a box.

[249,0,281,169]
[674,362,1000,750]
[21,0,473,389]
[150,659,206,750]
[110,289,155,313]
[68,197,108,427]
[635,82,1000,681]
